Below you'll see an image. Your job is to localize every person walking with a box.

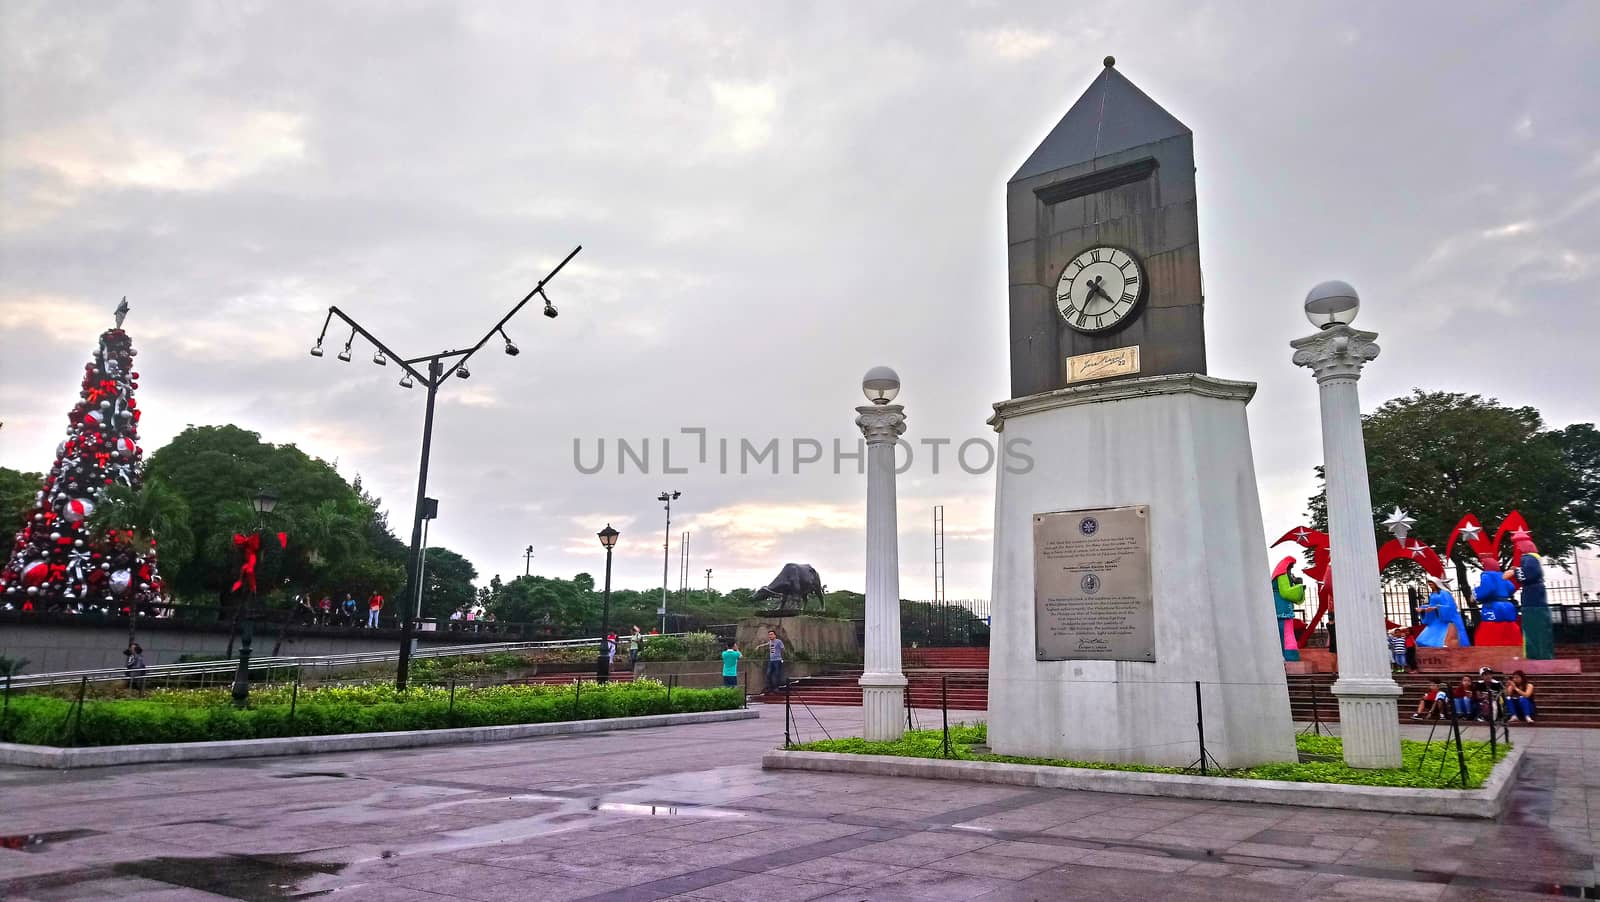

[757,629,785,690]
[721,641,743,688]
[628,626,644,670]
[367,590,384,629]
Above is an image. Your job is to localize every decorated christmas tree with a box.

[0,299,165,612]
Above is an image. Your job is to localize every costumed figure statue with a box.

[1416,575,1471,648]
[1496,511,1551,659]
[1272,526,1332,647]
[1270,556,1304,662]
[1471,568,1523,647]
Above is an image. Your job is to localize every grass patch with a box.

[0,679,742,747]
[791,724,1509,790]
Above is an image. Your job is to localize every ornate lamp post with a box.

[596,524,619,683]
[1291,281,1401,767]
[856,366,907,741]
[232,488,278,707]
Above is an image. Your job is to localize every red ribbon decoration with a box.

[232,532,288,594]
[232,533,260,593]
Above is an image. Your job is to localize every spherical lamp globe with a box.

[1304,280,1360,329]
[862,366,901,405]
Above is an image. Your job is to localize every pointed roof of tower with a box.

[1011,58,1190,183]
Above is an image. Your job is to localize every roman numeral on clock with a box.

[1090,249,1102,262]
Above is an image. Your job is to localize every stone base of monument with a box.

[986,374,1297,768]
[1288,649,1337,674]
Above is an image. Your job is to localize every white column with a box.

[1291,324,1402,767]
[857,403,907,740]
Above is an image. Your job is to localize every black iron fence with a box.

[1381,582,1588,628]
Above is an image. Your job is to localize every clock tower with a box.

[1008,57,1205,396]
[986,60,1296,768]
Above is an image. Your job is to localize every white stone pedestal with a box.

[987,374,1296,768]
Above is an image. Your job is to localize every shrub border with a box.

[762,743,1525,819]
[0,708,759,770]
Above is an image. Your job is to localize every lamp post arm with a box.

[444,245,582,378]
[325,307,431,385]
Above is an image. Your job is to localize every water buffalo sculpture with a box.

[753,563,824,613]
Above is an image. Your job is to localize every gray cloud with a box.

[3,1,1596,598]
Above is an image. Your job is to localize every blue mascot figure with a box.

[1473,569,1524,647]
[1416,576,1470,648]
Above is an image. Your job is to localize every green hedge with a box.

[0,680,742,747]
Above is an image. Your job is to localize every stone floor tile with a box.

[680,872,849,902]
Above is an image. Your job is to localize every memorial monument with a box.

[987,59,1295,767]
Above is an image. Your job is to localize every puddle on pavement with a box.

[0,828,99,852]
[112,853,344,901]
[593,801,746,818]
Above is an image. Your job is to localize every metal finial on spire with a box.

[114,296,130,329]
[1103,55,1116,68]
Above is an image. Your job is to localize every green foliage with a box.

[639,635,687,661]
[1306,392,1600,577]
[1,680,742,746]
[794,725,1508,790]
[90,479,196,577]
[420,547,478,620]
[0,466,44,533]
[0,654,29,677]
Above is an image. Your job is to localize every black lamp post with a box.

[596,524,619,683]
[232,488,278,707]
[309,245,580,690]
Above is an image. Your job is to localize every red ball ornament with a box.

[20,560,48,587]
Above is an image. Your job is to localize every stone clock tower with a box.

[1008,58,1205,396]
[987,60,1295,768]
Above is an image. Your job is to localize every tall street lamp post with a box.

[1290,281,1401,768]
[232,488,278,707]
[856,367,907,741]
[524,544,535,577]
[309,245,581,690]
[597,524,619,683]
[657,491,680,634]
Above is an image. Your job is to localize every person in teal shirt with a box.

[720,642,742,687]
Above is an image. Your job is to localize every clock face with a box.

[1055,246,1147,334]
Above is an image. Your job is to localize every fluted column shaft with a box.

[1292,324,1401,768]
[857,404,907,741]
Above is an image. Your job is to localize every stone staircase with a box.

[756,647,990,710]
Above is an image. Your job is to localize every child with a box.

[1388,628,1407,671]
[1411,679,1446,720]
[1450,675,1475,718]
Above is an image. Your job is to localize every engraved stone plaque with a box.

[1034,505,1154,662]
[1066,346,1141,383]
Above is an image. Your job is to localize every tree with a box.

[91,479,196,580]
[1308,390,1600,592]
[0,467,44,530]
[0,319,168,612]
[418,546,477,620]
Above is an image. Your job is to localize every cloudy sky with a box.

[2,1,1596,599]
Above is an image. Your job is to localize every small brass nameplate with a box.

[1066,346,1140,383]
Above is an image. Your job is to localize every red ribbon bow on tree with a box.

[232,532,288,594]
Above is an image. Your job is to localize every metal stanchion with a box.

[70,676,88,747]
[448,678,457,726]
[941,675,950,758]
[784,680,793,748]
[289,673,300,724]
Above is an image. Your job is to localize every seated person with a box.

[1472,667,1505,723]
[1505,670,1537,723]
[1411,679,1447,720]
[1450,675,1476,718]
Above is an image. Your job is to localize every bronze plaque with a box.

[1034,505,1154,662]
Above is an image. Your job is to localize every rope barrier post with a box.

[1487,699,1497,762]
[1194,680,1208,776]
[71,675,88,747]
[784,679,792,749]
[1,672,11,743]
[1310,679,1322,736]
[574,678,582,721]
[667,674,674,711]
[448,678,457,726]
[942,675,950,758]
[289,672,300,724]
[742,664,748,709]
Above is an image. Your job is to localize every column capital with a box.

[855,404,906,445]
[1290,324,1380,382]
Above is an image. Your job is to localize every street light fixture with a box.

[597,524,619,683]
[232,487,279,706]
[308,244,582,690]
[658,491,680,635]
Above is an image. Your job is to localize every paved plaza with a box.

[1,706,1597,901]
